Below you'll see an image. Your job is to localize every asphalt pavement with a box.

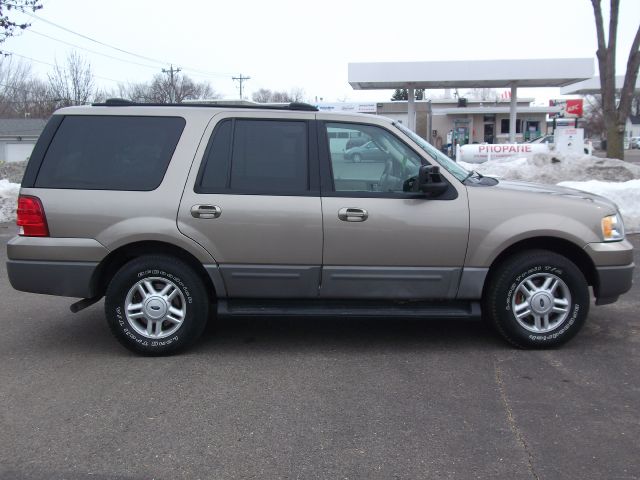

[0,223,638,480]
[594,147,640,164]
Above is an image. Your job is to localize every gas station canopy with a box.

[560,75,640,95]
[348,58,594,141]
[348,58,594,90]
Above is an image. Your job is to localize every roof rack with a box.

[92,98,319,112]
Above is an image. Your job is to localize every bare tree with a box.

[270,91,292,103]
[631,92,640,116]
[0,0,42,49]
[47,51,95,107]
[288,87,305,102]
[583,94,607,139]
[13,77,56,117]
[0,56,31,116]
[0,57,57,117]
[252,87,306,103]
[120,73,219,103]
[468,88,498,101]
[252,88,273,103]
[591,0,640,159]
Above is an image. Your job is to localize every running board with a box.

[217,299,481,319]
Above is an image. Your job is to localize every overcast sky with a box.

[4,0,640,103]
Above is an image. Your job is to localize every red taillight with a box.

[16,195,49,237]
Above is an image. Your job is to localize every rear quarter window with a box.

[35,115,185,191]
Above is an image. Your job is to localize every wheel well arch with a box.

[484,236,597,291]
[91,241,216,300]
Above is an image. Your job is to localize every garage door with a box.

[7,143,35,163]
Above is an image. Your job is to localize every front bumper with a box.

[585,239,635,305]
[593,263,635,305]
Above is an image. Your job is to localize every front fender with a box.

[465,213,599,267]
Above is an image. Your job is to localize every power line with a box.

[27,29,160,70]
[0,82,42,95]
[23,11,168,66]
[24,12,236,79]
[2,50,122,84]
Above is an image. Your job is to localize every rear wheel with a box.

[483,250,589,348]
[105,255,209,355]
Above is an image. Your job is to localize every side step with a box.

[217,299,481,319]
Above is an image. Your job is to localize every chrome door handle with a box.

[191,204,222,219]
[338,207,368,222]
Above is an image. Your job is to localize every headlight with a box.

[601,213,625,241]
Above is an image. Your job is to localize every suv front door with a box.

[318,119,469,299]
[179,112,322,298]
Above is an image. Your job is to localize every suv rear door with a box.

[317,118,470,299]
[178,111,322,298]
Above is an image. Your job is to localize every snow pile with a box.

[558,179,640,234]
[459,153,640,184]
[460,152,640,233]
[0,160,27,183]
[0,179,20,224]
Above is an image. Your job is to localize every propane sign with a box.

[458,143,551,163]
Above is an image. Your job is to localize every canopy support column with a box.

[408,88,416,132]
[509,83,517,143]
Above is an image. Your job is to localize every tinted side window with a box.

[35,115,185,191]
[197,119,309,194]
[199,119,232,191]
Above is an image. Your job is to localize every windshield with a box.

[392,122,470,182]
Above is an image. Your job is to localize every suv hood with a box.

[490,179,618,210]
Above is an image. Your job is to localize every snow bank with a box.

[459,153,640,184]
[558,179,640,234]
[0,179,20,224]
[460,152,640,233]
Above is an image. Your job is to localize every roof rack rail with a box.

[92,99,319,112]
[101,98,135,106]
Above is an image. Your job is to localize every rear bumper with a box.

[7,259,98,298]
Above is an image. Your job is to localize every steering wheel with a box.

[378,159,393,192]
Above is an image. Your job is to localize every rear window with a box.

[35,115,185,190]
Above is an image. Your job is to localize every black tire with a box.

[105,255,209,355]
[483,250,589,348]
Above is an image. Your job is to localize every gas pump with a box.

[453,120,470,147]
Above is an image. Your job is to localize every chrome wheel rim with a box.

[125,277,186,339]
[511,273,571,333]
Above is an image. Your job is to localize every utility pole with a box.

[162,64,181,103]
[232,74,251,100]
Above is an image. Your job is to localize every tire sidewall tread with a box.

[105,255,209,356]
[484,249,589,348]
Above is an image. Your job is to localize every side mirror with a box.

[417,165,448,197]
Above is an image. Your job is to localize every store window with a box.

[500,119,522,134]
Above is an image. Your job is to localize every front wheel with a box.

[483,250,589,348]
[105,255,209,355]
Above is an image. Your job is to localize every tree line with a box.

[0,52,221,118]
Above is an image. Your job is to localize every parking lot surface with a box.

[0,223,638,480]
